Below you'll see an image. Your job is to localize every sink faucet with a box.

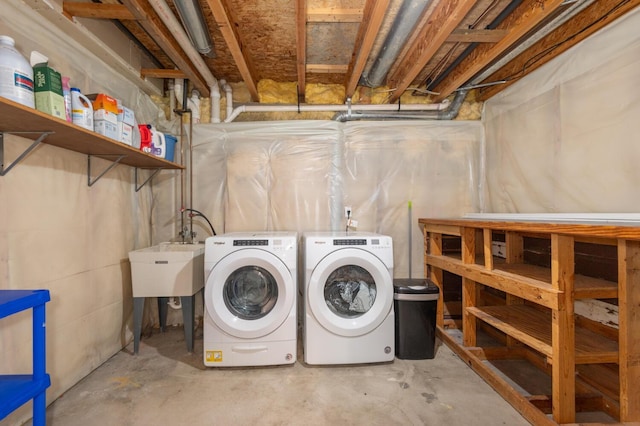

[179,208,216,243]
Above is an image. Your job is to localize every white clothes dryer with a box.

[204,232,297,367]
[303,232,394,365]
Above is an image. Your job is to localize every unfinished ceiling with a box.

[62,0,639,104]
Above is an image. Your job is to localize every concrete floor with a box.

[32,326,531,426]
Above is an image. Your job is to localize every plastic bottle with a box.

[0,35,34,108]
[70,88,93,131]
[61,77,72,122]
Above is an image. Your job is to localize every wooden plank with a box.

[467,346,526,361]
[120,0,209,96]
[504,231,524,347]
[418,217,640,241]
[295,0,306,99]
[477,0,640,100]
[305,64,349,74]
[421,223,461,236]
[426,254,562,309]
[437,327,557,426]
[618,240,640,421]
[551,234,575,423]
[447,28,508,43]
[344,0,390,99]
[204,0,259,101]
[140,68,186,79]
[387,0,478,104]
[62,2,135,20]
[483,228,493,270]
[466,305,618,364]
[432,0,566,102]
[427,231,445,328]
[496,263,617,300]
[462,227,477,347]
[307,8,363,22]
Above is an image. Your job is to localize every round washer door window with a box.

[224,265,278,320]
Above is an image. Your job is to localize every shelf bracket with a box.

[87,154,126,187]
[0,131,54,176]
[134,168,161,192]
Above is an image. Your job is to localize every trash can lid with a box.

[393,278,439,301]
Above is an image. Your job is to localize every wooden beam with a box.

[306,64,349,74]
[140,69,187,79]
[204,0,259,101]
[344,0,390,99]
[461,227,477,348]
[63,2,135,20]
[431,0,566,102]
[447,28,508,43]
[120,0,209,96]
[618,240,640,421]
[387,0,478,104]
[550,234,576,423]
[477,0,640,100]
[307,8,363,23]
[296,0,307,100]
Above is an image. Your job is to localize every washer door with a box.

[307,248,392,337]
[205,249,294,339]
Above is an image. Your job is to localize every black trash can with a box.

[393,278,440,360]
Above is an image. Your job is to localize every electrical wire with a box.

[494,0,631,85]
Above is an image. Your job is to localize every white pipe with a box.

[210,84,221,123]
[148,0,220,123]
[168,297,182,310]
[224,101,449,123]
[220,79,233,119]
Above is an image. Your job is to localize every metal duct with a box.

[173,0,215,57]
[361,0,431,88]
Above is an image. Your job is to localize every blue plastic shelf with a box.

[0,289,51,426]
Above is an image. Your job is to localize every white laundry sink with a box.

[129,242,205,297]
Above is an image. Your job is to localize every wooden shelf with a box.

[0,97,183,170]
[421,216,640,424]
[467,305,619,364]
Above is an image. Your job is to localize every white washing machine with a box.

[303,232,394,365]
[204,232,297,367]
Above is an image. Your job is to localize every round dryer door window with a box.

[205,249,295,339]
[308,248,393,337]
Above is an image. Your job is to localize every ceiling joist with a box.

[120,0,209,96]
[477,0,640,100]
[344,0,390,99]
[447,29,508,43]
[307,8,364,23]
[204,0,259,101]
[63,2,135,20]
[431,0,567,102]
[387,0,479,103]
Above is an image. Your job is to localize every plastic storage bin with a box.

[393,278,439,359]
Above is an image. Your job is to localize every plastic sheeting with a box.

[482,7,640,213]
[153,120,483,278]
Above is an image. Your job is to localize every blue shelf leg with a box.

[32,303,46,426]
[158,298,169,332]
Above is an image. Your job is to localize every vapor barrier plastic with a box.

[483,7,640,213]
[154,120,483,278]
[0,0,160,123]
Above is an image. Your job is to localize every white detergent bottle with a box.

[0,35,34,108]
[70,88,93,131]
[151,127,166,158]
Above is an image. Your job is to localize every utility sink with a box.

[129,242,205,297]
